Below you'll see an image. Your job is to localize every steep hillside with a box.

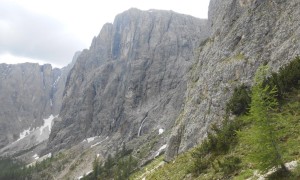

[133,65,300,179]
[165,0,300,160]
[1,0,300,178]
[47,9,209,156]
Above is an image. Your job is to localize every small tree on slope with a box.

[239,65,288,172]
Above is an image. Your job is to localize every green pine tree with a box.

[239,65,287,172]
[92,157,100,179]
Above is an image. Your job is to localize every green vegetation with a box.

[83,144,138,180]
[189,116,245,179]
[145,153,193,180]
[0,155,56,179]
[0,157,29,180]
[130,57,300,179]
[226,84,251,115]
[0,152,70,180]
[266,56,300,99]
[227,56,300,116]
[2,57,300,179]
[238,65,287,172]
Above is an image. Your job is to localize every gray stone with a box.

[0,51,79,152]
[46,8,209,154]
[166,0,300,160]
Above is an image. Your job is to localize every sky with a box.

[0,0,210,68]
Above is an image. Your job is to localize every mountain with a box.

[165,0,300,160]
[46,8,209,156]
[0,52,79,155]
[2,0,300,178]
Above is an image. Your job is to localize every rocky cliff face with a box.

[0,52,79,151]
[47,8,209,154]
[165,0,300,160]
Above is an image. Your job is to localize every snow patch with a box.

[27,153,52,167]
[138,117,147,136]
[53,76,60,87]
[82,136,101,143]
[154,144,167,158]
[33,154,39,160]
[16,128,34,141]
[77,170,93,180]
[40,114,57,135]
[50,99,53,107]
[91,142,101,148]
[86,136,97,143]
[37,153,52,161]
[159,128,164,135]
[157,144,167,152]
[91,136,109,148]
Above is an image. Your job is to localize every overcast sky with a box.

[0,0,210,68]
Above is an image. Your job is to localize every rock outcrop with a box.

[47,8,209,154]
[0,52,79,151]
[165,0,300,160]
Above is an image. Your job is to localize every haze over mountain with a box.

[0,0,300,179]
[0,52,79,155]
[0,0,210,67]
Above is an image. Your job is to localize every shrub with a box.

[83,145,138,180]
[226,84,251,116]
[266,56,300,99]
[191,117,243,175]
[190,155,212,175]
[217,155,241,176]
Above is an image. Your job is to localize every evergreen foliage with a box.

[227,56,300,116]
[217,155,241,176]
[0,153,65,179]
[136,57,300,180]
[0,157,27,180]
[266,56,300,99]
[83,144,138,180]
[226,84,251,116]
[191,117,243,176]
[238,65,287,172]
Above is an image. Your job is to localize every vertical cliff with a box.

[47,8,209,154]
[165,0,300,160]
[0,52,79,151]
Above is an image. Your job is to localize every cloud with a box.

[0,2,85,67]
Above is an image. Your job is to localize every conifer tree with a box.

[239,65,287,172]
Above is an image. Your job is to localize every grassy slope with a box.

[130,89,300,180]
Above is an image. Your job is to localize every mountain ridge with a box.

[0,51,79,155]
[46,8,209,157]
[165,0,300,161]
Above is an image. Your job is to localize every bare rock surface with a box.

[165,0,300,160]
[0,52,79,152]
[47,8,209,155]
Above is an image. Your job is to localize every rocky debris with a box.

[250,161,298,180]
[46,8,209,155]
[165,0,300,160]
[0,115,58,156]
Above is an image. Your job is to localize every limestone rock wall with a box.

[47,8,209,153]
[165,0,300,160]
